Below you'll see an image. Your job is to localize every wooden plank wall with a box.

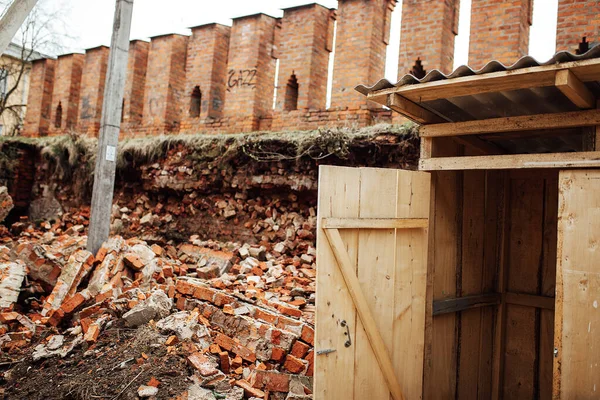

[425,162,558,399]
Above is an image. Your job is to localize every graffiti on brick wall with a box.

[227,69,257,92]
[80,97,92,119]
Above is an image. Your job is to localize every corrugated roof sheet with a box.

[356,45,600,95]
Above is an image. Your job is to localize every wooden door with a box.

[314,166,431,400]
[554,169,600,398]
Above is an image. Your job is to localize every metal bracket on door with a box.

[341,320,352,347]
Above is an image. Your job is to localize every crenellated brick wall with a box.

[122,40,150,127]
[77,46,109,136]
[468,0,533,69]
[556,0,600,53]
[22,58,55,137]
[398,0,459,77]
[20,0,600,138]
[137,34,189,136]
[47,53,85,135]
[330,0,397,110]
[179,23,231,133]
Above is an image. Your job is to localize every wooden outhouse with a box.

[314,50,600,399]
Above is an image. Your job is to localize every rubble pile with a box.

[0,221,316,399]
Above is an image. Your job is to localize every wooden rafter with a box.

[555,69,596,109]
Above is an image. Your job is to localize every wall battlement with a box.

[22,0,600,138]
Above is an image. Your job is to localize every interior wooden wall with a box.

[424,138,558,400]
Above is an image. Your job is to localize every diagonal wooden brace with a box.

[323,227,406,400]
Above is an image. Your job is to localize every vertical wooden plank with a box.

[555,169,600,398]
[457,170,486,400]
[539,175,558,400]
[478,170,502,398]
[424,171,461,400]
[354,168,398,400]
[424,137,462,400]
[314,166,360,400]
[503,174,544,399]
[491,172,510,400]
[394,170,430,400]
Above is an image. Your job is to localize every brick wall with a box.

[140,34,188,134]
[330,0,397,110]
[48,53,85,135]
[179,24,231,133]
[275,4,335,112]
[556,0,600,53]
[22,58,55,137]
[469,0,532,68]
[77,46,109,136]
[222,14,279,132]
[123,40,150,127]
[24,1,590,138]
[398,0,459,77]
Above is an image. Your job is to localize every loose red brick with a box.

[60,292,86,314]
[192,286,216,302]
[290,340,310,359]
[124,254,145,271]
[270,347,286,363]
[305,350,314,377]
[187,352,218,377]
[219,351,230,374]
[165,335,179,346]
[301,324,315,346]
[250,370,290,392]
[254,308,278,324]
[283,354,307,374]
[231,355,242,369]
[235,379,265,399]
[213,292,236,307]
[84,323,100,343]
[277,303,302,318]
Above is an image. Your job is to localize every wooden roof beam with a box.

[387,93,443,124]
[420,109,600,137]
[555,69,596,109]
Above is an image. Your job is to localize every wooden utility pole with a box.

[87,0,134,255]
[0,0,39,54]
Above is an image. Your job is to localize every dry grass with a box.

[0,123,418,187]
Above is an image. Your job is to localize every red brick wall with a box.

[275,4,335,112]
[179,24,230,133]
[330,0,397,110]
[223,14,279,132]
[141,34,188,134]
[469,0,533,68]
[556,0,600,52]
[398,0,459,77]
[48,53,85,135]
[22,58,55,137]
[77,46,109,136]
[123,40,150,126]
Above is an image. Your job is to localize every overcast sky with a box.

[25,0,559,81]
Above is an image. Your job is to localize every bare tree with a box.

[0,0,71,135]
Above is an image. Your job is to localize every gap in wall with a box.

[384,1,401,82]
[325,20,337,109]
[529,0,558,60]
[454,0,472,69]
